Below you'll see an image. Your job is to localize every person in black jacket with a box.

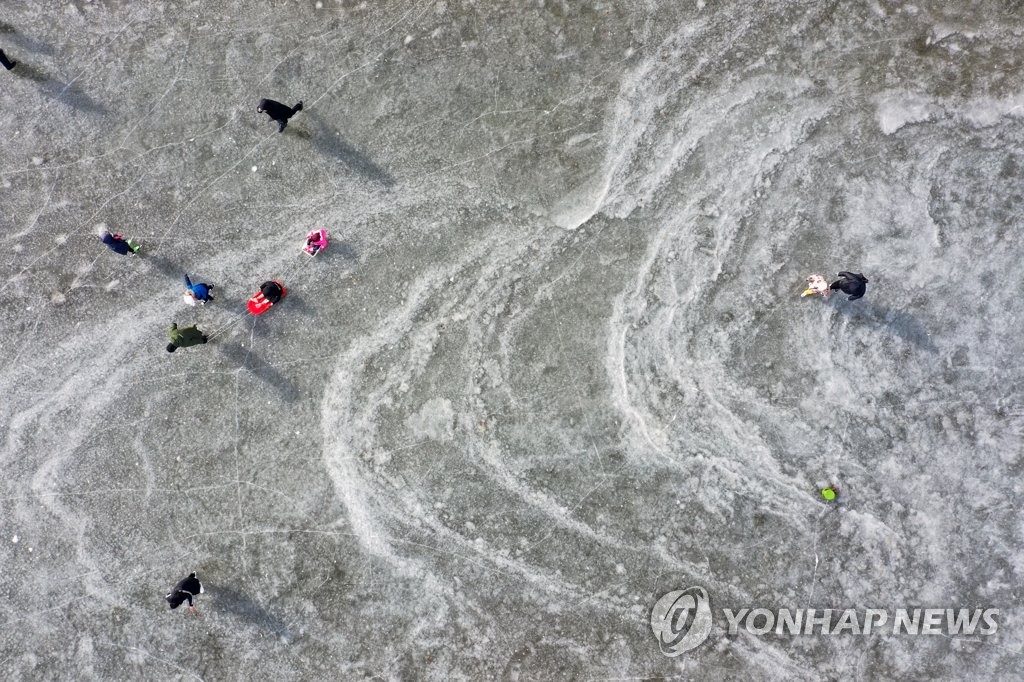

[100,231,140,256]
[260,280,283,304]
[166,572,204,614]
[257,98,303,132]
[829,271,869,301]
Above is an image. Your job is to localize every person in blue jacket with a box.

[184,274,214,305]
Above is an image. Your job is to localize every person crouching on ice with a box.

[166,572,204,614]
[801,274,829,298]
[304,229,328,256]
[830,271,869,301]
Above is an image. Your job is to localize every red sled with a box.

[247,281,286,315]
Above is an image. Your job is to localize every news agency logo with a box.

[650,586,713,656]
[651,587,999,656]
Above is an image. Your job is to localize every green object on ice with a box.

[821,488,836,500]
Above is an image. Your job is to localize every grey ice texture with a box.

[1,0,1022,679]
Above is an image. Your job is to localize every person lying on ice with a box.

[100,231,140,256]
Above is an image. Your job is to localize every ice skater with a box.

[304,228,328,257]
[100,231,140,256]
[0,48,16,71]
[257,97,303,132]
[183,274,214,305]
[167,322,208,353]
[166,572,204,614]
[829,271,869,301]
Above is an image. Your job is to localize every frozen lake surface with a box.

[2,1,1022,679]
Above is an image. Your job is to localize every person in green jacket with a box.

[167,323,208,353]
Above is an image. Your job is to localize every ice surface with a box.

[1,1,1023,679]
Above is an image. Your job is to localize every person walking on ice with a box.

[167,322,208,353]
[183,274,214,305]
[100,231,140,256]
[257,97,303,132]
[166,572,204,614]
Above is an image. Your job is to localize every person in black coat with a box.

[260,280,283,304]
[0,49,16,71]
[257,98,303,132]
[829,271,869,301]
[166,572,204,614]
